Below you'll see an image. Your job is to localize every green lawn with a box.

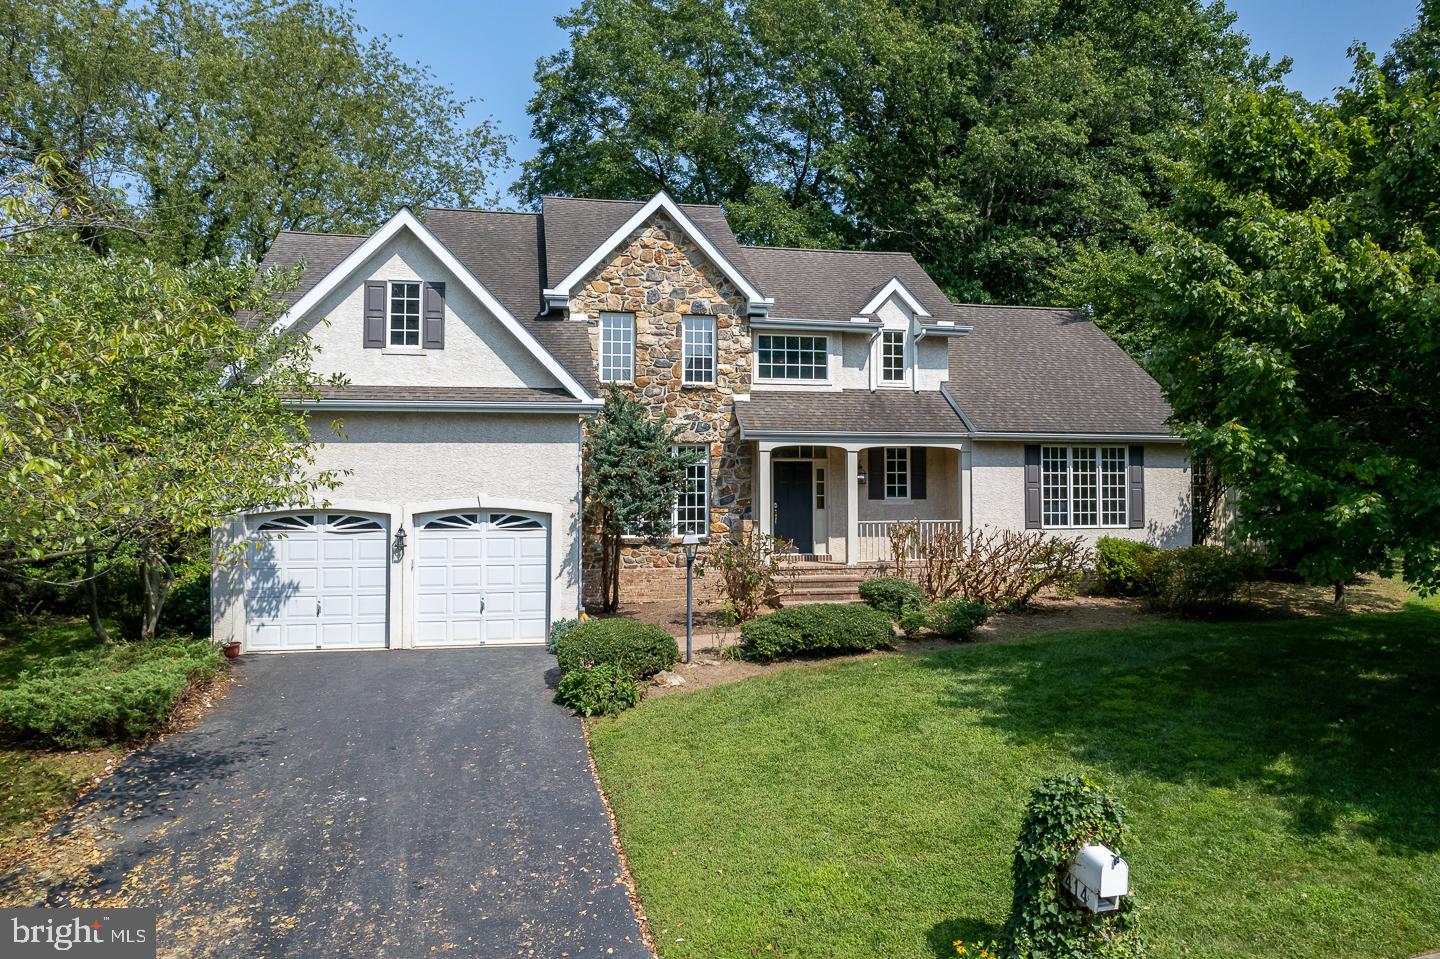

[590,597,1440,959]
[0,619,119,849]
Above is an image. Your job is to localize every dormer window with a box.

[881,330,906,382]
[389,281,421,346]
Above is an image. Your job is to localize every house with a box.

[211,191,1190,652]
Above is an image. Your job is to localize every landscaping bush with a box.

[547,616,583,654]
[735,603,893,663]
[553,661,643,717]
[554,618,678,679]
[0,638,226,748]
[157,556,211,637]
[859,576,924,621]
[901,599,992,639]
[919,527,1092,609]
[1144,545,1262,614]
[703,529,796,622]
[1094,537,1160,597]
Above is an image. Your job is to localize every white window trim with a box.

[755,332,831,384]
[878,328,909,387]
[682,315,717,386]
[388,279,421,348]
[671,444,710,537]
[1040,445,1130,529]
[884,446,911,501]
[598,312,636,384]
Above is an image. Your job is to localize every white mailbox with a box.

[1062,843,1129,913]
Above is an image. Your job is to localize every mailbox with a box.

[1061,843,1129,913]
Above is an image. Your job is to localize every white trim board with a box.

[860,277,931,318]
[267,208,596,402]
[542,191,773,313]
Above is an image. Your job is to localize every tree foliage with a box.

[583,388,701,611]
[1063,50,1440,595]
[0,0,511,263]
[520,0,1279,301]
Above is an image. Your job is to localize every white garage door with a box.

[244,513,389,651]
[415,512,549,646]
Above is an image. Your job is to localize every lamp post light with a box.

[680,533,703,664]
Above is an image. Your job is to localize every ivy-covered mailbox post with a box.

[1062,844,1130,913]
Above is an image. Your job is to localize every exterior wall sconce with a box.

[392,526,408,559]
[857,468,867,485]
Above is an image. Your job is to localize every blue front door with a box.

[773,461,813,553]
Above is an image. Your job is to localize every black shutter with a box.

[1024,444,1042,529]
[1128,445,1145,529]
[363,281,386,348]
[422,281,445,350]
[868,447,884,500]
[910,447,927,499]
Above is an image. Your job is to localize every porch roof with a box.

[735,389,968,438]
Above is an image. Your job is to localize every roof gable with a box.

[540,192,770,311]
[263,209,596,402]
[739,246,964,326]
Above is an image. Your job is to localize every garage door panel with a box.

[416,513,549,647]
[244,514,388,651]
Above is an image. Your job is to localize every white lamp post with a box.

[680,533,704,664]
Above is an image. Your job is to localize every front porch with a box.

[753,440,968,566]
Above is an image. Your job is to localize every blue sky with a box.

[348,0,1422,197]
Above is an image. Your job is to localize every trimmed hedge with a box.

[858,576,924,621]
[554,661,644,717]
[0,638,226,748]
[736,603,894,663]
[554,618,678,680]
[547,616,583,654]
[1095,537,1160,597]
[901,599,992,639]
[1145,545,1263,614]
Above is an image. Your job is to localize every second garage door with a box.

[415,512,549,646]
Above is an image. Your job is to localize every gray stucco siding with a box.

[212,411,584,650]
[968,441,1191,548]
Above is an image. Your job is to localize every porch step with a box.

[780,564,884,604]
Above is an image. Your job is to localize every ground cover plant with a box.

[589,595,1440,959]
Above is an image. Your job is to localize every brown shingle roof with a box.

[945,305,1174,435]
[740,246,968,326]
[734,390,967,436]
[239,231,367,330]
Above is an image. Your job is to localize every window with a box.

[884,447,909,500]
[757,334,828,380]
[1041,446,1129,528]
[599,312,635,383]
[672,446,710,536]
[881,329,906,382]
[815,467,826,509]
[683,316,716,385]
[389,280,420,346]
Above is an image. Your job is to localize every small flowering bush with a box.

[553,660,643,717]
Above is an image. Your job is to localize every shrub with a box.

[158,556,211,637]
[1094,537,1160,597]
[859,576,924,621]
[902,599,992,639]
[1002,774,1144,959]
[919,527,1093,609]
[553,661,643,716]
[1143,545,1261,614]
[547,616,583,654]
[735,603,893,663]
[0,638,226,748]
[554,618,678,680]
[703,529,796,622]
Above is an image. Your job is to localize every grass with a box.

[0,619,120,847]
[589,595,1440,959]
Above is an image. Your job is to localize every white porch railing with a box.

[856,520,966,564]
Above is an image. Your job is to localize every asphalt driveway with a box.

[39,648,652,958]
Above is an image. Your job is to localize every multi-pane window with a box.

[672,446,710,536]
[756,334,828,380]
[682,316,716,385]
[881,329,906,382]
[389,281,420,346]
[814,467,826,509]
[1041,446,1128,527]
[599,312,635,383]
[884,447,909,499]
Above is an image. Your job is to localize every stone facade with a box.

[570,216,753,607]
